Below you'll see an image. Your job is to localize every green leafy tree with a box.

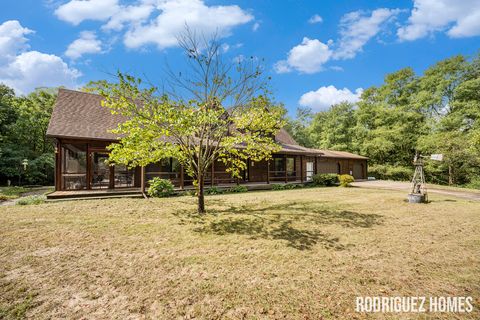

[90,31,284,213]
[283,107,315,148]
[310,102,357,151]
[354,68,423,166]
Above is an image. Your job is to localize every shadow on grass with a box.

[173,200,382,251]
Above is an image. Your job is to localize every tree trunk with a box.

[197,175,206,214]
[448,164,454,185]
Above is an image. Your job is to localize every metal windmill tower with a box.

[408,152,443,203]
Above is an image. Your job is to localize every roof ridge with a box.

[59,88,103,98]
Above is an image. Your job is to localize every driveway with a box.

[352,180,480,201]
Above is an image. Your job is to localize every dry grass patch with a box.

[0,188,479,319]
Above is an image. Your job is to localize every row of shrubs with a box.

[368,164,413,181]
[147,174,355,198]
[311,173,355,187]
[147,177,250,198]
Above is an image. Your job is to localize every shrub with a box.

[272,184,285,190]
[205,186,224,195]
[338,174,354,187]
[465,176,480,189]
[147,178,175,198]
[228,185,248,193]
[312,173,338,186]
[368,164,413,181]
[16,195,46,205]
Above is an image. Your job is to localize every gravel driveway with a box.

[352,180,480,201]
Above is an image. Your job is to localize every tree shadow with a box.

[172,200,383,251]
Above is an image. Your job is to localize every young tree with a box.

[90,31,284,213]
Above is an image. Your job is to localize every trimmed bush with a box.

[205,186,224,195]
[16,195,46,205]
[312,173,338,186]
[338,174,354,187]
[228,185,248,193]
[147,178,175,198]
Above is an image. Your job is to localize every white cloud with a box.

[308,14,323,24]
[0,20,80,94]
[123,0,254,49]
[299,85,363,111]
[398,0,480,40]
[65,31,102,59]
[54,0,254,51]
[273,37,332,74]
[102,3,155,31]
[55,0,120,25]
[0,20,33,64]
[334,8,401,59]
[275,8,400,74]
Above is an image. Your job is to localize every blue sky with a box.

[1,0,479,115]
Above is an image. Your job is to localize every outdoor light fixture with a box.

[22,159,28,171]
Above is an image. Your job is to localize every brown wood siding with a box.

[316,158,367,179]
[249,159,268,182]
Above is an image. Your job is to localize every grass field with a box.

[0,187,479,319]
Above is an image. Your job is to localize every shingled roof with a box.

[47,89,367,159]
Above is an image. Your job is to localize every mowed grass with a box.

[0,188,479,319]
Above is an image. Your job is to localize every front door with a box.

[306,162,314,181]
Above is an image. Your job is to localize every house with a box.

[46,89,368,195]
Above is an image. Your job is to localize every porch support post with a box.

[247,158,250,182]
[141,166,147,198]
[315,156,318,175]
[109,165,115,189]
[86,143,92,190]
[180,164,184,190]
[55,140,62,191]
[300,155,304,182]
[267,160,270,184]
[284,154,287,183]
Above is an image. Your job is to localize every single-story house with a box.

[46,89,368,193]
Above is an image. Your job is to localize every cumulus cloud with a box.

[398,0,480,40]
[334,8,401,59]
[275,8,399,74]
[308,14,323,24]
[252,22,260,31]
[123,0,254,49]
[274,37,332,74]
[65,31,102,59]
[299,85,363,111]
[102,3,155,31]
[0,20,80,94]
[0,20,33,64]
[55,0,120,25]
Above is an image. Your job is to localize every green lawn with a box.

[0,187,479,319]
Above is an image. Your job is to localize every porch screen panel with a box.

[62,144,87,190]
[115,164,135,188]
[286,157,295,177]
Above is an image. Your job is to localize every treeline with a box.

[0,85,57,185]
[285,54,480,188]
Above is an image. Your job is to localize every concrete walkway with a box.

[352,180,480,201]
